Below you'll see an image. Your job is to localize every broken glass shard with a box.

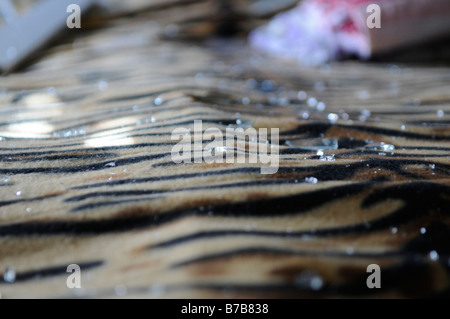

[285,138,338,150]
[365,142,395,151]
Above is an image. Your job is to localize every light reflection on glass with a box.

[84,133,135,148]
[0,92,62,138]
[1,121,55,138]
[1,92,138,147]
[84,117,140,148]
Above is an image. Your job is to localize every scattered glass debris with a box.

[319,154,335,162]
[429,250,439,261]
[340,112,349,121]
[307,97,318,107]
[53,129,86,138]
[327,113,338,123]
[3,267,16,283]
[365,142,395,151]
[361,109,371,117]
[214,146,227,153]
[294,270,324,291]
[316,102,326,112]
[297,91,307,100]
[153,96,164,106]
[300,111,309,119]
[285,138,338,150]
[228,119,253,129]
[0,176,10,183]
[305,177,318,184]
[137,117,157,126]
[241,97,251,105]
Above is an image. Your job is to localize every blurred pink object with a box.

[249,0,450,65]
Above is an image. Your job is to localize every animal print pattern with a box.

[0,1,449,298]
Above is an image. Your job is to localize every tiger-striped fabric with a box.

[0,1,449,298]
